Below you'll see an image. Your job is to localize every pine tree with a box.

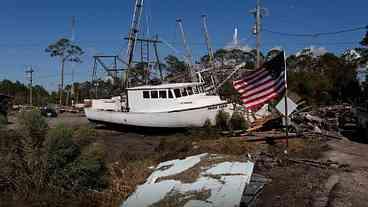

[361,31,368,47]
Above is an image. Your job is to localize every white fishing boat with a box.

[84,82,233,128]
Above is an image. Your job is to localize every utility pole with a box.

[251,0,267,69]
[201,15,215,64]
[255,0,261,69]
[25,67,34,106]
[176,18,194,81]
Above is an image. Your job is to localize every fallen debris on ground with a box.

[122,153,255,207]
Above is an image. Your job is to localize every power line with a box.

[263,25,368,37]
[262,41,361,46]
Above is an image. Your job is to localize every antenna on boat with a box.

[176,18,194,81]
[200,15,218,93]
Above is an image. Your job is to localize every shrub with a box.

[2,119,108,205]
[203,118,212,129]
[67,142,108,191]
[46,124,107,192]
[0,114,7,128]
[2,111,49,204]
[17,109,48,149]
[230,111,248,131]
[215,110,230,131]
[73,125,97,147]
[199,118,219,139]
[46,125,80,182]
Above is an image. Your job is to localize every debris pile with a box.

[241,97,355,142]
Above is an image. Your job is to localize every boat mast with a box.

[201,15,215,64]
[124,0,145,89]
[176,18,194,81]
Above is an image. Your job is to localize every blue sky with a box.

[1,0,367,90]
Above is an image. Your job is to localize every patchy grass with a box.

[155,133,258,162]
[196,137,258,155]
[94,159,156,207]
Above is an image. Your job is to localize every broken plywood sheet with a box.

[122,154,254,207]
[146,153,208,184]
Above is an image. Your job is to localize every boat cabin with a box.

[127,82,212,112]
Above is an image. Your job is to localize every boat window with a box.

[181,88,188,96]
[174,89,181,98]
[159,90,167,98]
[143,91,150,99]
[168,90,174,98]
[151,90,158,99]
[193,86,198,94]
[187,87,193,95]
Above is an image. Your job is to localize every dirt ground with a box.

[6,112,368,207]
[322,138,368,207]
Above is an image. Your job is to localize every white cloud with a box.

[296,45,327,57]
[224,27,253,52]
[310,46,327,57]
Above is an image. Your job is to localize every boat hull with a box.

[85,104,232,128]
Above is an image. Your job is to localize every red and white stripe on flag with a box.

[233,55,286,110]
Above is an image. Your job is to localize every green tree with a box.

[0,79,50,106]
[361,31,368,47]
[165,55,189,82]
[288,52,362,105]
[46,38,84,105]
[360,32,368,64]
[266,48,282,61]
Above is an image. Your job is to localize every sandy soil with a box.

[322,138,368,207]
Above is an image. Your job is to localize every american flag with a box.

[233,51,286,110]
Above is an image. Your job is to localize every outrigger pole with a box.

[176,18,194,81]
[123,0,145,111]
[125,0,145,89]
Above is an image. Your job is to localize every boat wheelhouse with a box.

[126,82,226,112]
[84,82,233,128]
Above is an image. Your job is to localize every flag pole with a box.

[283,50,289,148]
